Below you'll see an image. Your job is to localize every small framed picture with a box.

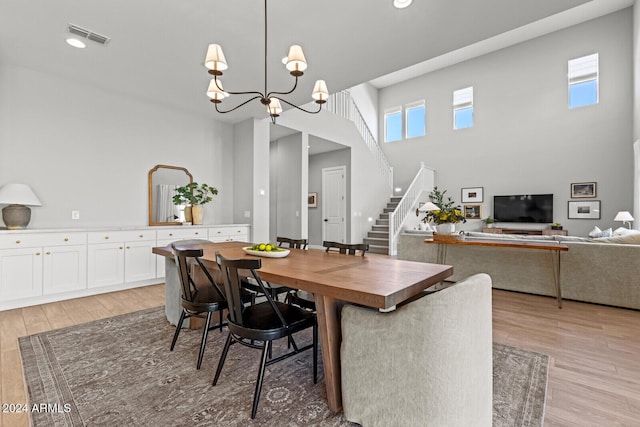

[308,192,318,208]
[568,200,600,219]
[570,182,596,198]
[461,187,483,203]
[463,204,482,219]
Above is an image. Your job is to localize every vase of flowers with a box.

[422,187,466,234]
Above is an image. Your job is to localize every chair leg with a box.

[313,322,318,384]
[170,310,187,351]
[197,312,213,370]
[251,342,271,419]
[213,333,233,386]
[218,311,224,332]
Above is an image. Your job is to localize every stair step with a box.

[390,196,402,203]
[368,231,389,239]
[372,225,388,231]
[387,202,399,209]
[379,213,389,219]
[364,237,389,247]
[368,245,389,255]
[376,219,388,226]
[383,208,395,214]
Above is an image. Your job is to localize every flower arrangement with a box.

[422,187,466,225]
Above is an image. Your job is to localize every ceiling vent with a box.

[67,24,110,46]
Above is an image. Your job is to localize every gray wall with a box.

[0,63,235,228]
[308,148,351,246]
[378,9,633,237]
[270,133,304,242]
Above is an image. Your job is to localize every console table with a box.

[425,237,568,308]
[482,227,568,236]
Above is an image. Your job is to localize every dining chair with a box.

[241,237,307,301]
[170,244,227,370]
[322,241,369,256]
[287,241,369,310]
[213,252,318,419]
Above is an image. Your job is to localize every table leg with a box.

[314,294,342,412]
[550,251,562,309]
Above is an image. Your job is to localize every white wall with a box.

[349,83,379,139]
[378,10,633,237]
[0,63,234,228]
[270,133,304,242]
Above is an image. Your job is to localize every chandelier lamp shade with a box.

[204,0,329,123]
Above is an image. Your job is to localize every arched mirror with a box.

[148,165,193,226]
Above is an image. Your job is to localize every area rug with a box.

[19,307,548,426]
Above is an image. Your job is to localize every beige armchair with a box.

[340,273,493,427]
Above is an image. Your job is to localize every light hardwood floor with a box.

[1,285,639,426]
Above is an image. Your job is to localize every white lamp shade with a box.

[0,183,42,206]
[204,44,228,72]
[312,80,329,102]
[285,45,307,73]
[614,211,634,222]
[267,98,283,116]
[207,79,228,100]
[418,202,440,212]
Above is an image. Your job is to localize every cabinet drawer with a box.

[88,230,156,244]
[156,228,207,241]
[208,226,249,238]
[0,232,87,249]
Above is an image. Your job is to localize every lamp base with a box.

[2,204,32,229]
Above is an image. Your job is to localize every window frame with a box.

[453,86,474,130]
[568,53,599,109]
[405,100,426,139]
[384,106,403,143]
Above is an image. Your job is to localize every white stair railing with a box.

[324,91,393,194]
[388,163,435,256]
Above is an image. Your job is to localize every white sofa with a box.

[340,273,493,427]
[398,231,640,310]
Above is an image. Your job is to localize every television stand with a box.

[482,227,568,236]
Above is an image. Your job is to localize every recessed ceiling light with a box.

[66,38,86,49]
[393,0,413,9]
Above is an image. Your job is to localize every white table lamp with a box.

[614,211,634,229]
[418,202,440,212]
[0,183,42,229]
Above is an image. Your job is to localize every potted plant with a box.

[483,217,495,228]
[551,222,563,230]
[422,187,466,234]
[173,182,219,225]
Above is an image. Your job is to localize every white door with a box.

[322,166,346,243]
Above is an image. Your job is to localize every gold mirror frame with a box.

[148,164,193,226]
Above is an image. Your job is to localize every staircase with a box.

[364,196,402,254]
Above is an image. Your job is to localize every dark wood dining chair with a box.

[213,252,318,419]
[170,244,227,370]
[322,241,369,256]
[241,237,308,301]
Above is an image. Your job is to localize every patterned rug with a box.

[19,307,548,426]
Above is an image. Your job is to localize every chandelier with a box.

[204,0,329,124]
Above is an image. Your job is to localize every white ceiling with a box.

[0,0,634,124]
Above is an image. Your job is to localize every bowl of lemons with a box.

[243,243,290,258]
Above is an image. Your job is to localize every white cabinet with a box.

[88,230,156,288]
[208,226,250,243]
[155,227,209,277]
[0,232,87,301]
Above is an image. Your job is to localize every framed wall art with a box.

[568,200,600,219]
[308,192,318,208]
[461,187,483,203]
[463,204,482,219]
[570,182,596,198]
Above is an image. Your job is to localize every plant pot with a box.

[183,206,192,223]
[487,223,494,229]
[436,223,455,235]
[191,205,204,225]
[551,226,563,230]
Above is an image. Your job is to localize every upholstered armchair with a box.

[340,273,493,427]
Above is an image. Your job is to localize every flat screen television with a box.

[493,194,553,223]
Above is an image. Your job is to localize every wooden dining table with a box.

[152,241,453,412]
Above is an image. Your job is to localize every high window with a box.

[568,53,598,109]
[384,107,402,142]
[453,87,473,130]
[405,101,426,138]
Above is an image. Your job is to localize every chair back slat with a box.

[277,237,308,249]
[322,241,369,256]
[172,244,225,302]
[216,252,288,328]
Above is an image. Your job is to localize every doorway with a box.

[322,165,346,243]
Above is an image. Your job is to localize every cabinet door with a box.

[43,245,87,295]
[124,241,157,283]
[88,243,125,288]
[0,248,43,301]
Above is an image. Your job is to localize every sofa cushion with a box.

[594,232,640,244]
